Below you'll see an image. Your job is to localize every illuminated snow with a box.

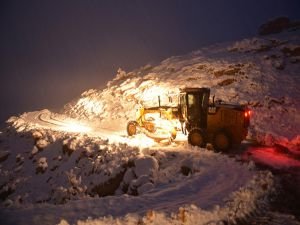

[61,121,92,133]
[76,97,103,115]
[1,29,300,225]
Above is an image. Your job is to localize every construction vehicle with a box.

[127,97,178,142]
[127,87,251,151]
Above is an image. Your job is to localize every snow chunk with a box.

[36,139,49,150]
[129,175,153,195]
[36,157,48,173]
[123,168,136,185]
[66,169,82,187]
[32,131,43,140]
[137,182,154,195]
[31,146,39,156]
[135,174,151,186]
[62,137,79,153]
[52,187,69,204]
[0,150,10,163]
[134,155,159,180]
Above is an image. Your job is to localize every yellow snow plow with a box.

[127,105,178,141]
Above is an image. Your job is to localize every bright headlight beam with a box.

[62,121,91,133]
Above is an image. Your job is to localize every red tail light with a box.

[244,109,251,127]
[244,110,251,118]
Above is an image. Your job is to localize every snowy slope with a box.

[0,29,300,225]
[64,30,300,145]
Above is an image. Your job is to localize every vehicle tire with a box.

[213,130,232,152]
[188,128,205,147]
[127,121,138,136]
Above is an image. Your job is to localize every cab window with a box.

[187,94,199,120]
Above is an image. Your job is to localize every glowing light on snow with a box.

[143,112,180,139]
[127,134,156,148]
[76,98,103,114]
[246,147,300,168]
[141,86,169,103]
[140,85,180,109]
[151,117,178,138]
[62,121,91,133]
[153,117,179,131]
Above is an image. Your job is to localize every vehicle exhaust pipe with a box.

[158,96,161,107]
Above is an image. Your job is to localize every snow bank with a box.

[0,129,141,205]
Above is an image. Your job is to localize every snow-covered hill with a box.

[1,29,300,225]
[63,29,300,146]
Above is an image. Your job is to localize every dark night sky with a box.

[0,0,299,124]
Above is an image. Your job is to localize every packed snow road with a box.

[19,110,120,136]
[15,110,156,147]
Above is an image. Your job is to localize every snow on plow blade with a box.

[143,127,175,142]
